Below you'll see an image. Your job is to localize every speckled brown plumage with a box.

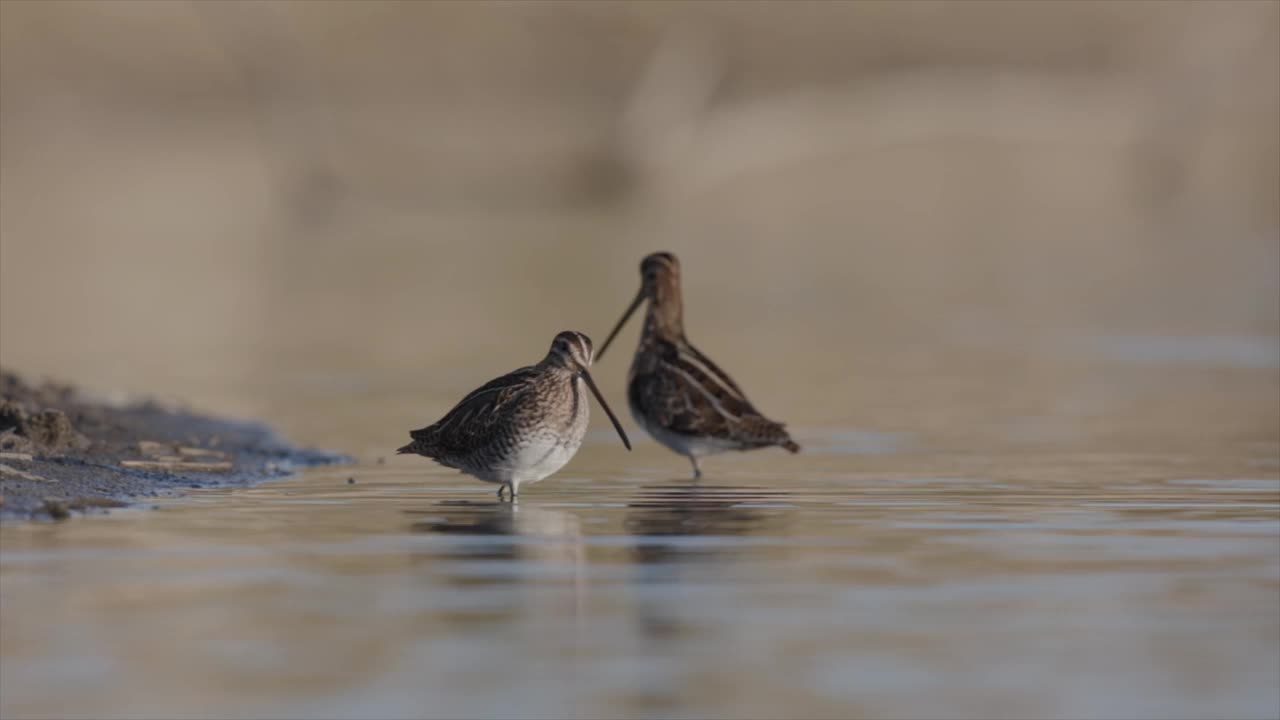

[597,253,799,478]
[397,331,630,499]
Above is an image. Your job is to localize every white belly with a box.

[631,404,736,458]
[510,435,582,484]
[466,434,583,487]
[474,381,590,488]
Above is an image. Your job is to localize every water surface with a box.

[2,411,1277,719]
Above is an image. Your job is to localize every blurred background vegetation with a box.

[1,1,1276,449]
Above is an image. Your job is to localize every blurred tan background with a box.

[1,1,1277,452]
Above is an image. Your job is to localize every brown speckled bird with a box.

[397,331,630,500]
[596,252,799,478]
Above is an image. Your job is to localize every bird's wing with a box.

[683,340,749,400]
[631,340,788,447]
[409,366,539,448]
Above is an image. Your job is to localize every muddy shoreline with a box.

[0,371,348,521]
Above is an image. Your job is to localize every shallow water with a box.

[2,244,1279,718]
[2,9,1278,712]
[2,408,1278,719]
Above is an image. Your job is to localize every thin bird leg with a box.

[497,484,509,501]
[689,456,702,479]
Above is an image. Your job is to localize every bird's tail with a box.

[397,439,428,455]
[744,417,801,454]
[398,426,437,456]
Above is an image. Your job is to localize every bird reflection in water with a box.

[625,482,790,565]
[412,499,580,540]
[408,501,586,623]
[624,482,792,640]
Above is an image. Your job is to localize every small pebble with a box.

[347,477,356,484]
[376,457,386,465]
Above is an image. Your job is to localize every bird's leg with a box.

[689,456,702,479]
[510,482,520,500]
[497,484,509,501]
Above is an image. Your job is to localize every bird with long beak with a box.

[597,252,799,478]
[397,331,631,500]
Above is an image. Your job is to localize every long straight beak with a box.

[596,288,645,362]
[579,368,631,450]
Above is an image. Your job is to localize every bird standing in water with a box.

[397,331,631,500]
[596,252,799,478]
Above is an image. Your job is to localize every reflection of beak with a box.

[580,368,631,450]
[596,288,644,362]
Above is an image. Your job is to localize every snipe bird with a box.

[597,252,799,478]
[397,331,631,500]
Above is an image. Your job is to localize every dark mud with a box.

[0,371,348,521]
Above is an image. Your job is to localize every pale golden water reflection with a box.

[2,428,1278,719]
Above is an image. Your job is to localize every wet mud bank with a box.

[0,371,348,521]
